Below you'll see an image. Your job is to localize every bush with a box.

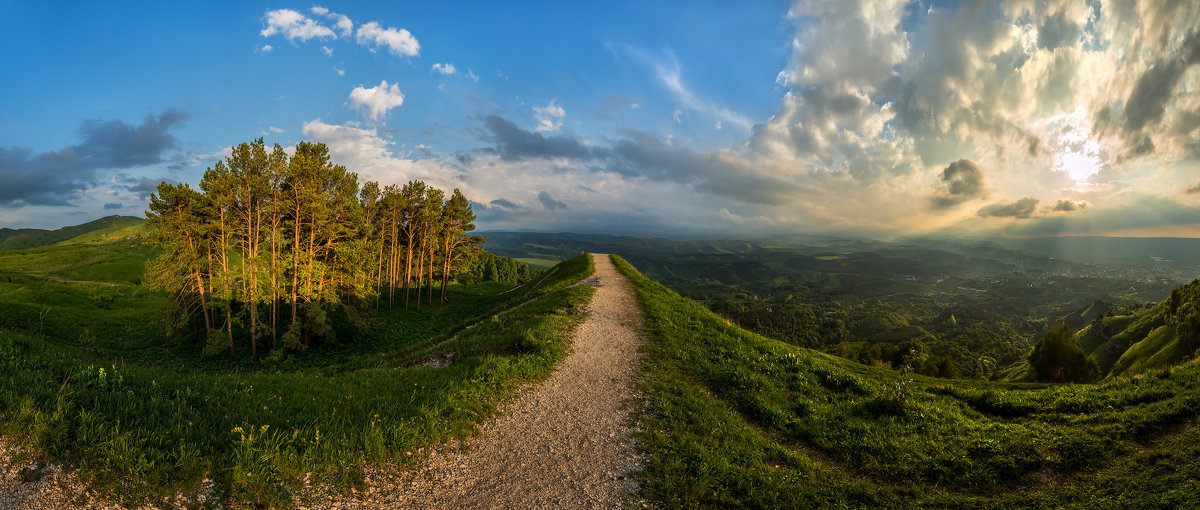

[1030,324,1098,383]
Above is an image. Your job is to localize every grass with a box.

[0,241,595,508]
[612,254,1200,508]
[513,257,561,270]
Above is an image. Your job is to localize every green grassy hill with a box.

[0,215,144,250]
[0,234,595,507]
[613,254,1200,508]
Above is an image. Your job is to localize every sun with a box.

[1056,147,1101,183]
[1049,108,1104,186]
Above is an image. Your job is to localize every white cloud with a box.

[431,62,457,75]
[269,126,284,133]
[258,44,274,53]
[322,46,333,56]
[312,6,353,37]
[534,99,566,132]
[672,108,682,124]
[334,67,345,77]
[261,9,335,42]
[302,118,461,193]
[468,68,480,82]
[349,80,406,122]
[715,121,722,130]
[355,21,419,57]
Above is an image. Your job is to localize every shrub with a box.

[1030,324,1098,383]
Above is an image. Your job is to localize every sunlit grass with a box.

[613,253,1200,508]
[0,245,595,507]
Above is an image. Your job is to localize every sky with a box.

[1,1,1199,238]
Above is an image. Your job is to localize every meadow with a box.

[0,237,595,507]
[613,254,1200,508]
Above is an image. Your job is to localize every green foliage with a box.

[1029,324,1099,383]
[0,244,595,507]
[470,251,540,284]
[611,253,1200,508]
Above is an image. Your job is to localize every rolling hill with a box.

[0,215,145,250]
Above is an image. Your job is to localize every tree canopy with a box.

[1029,323,1098,383]
[146,138,490,360]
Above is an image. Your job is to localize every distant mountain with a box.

[0,215,145,250]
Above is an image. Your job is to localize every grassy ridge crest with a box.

[612,254,1200,508]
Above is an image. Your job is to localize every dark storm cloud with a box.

[481,116,802,205]
[0,110,187,206]
[470,199,527,223]
[978,197,1039,219]
[930,158,988,209]
[103,202,122,210]
[611,130,805,205]
[483,115,602,161]
[121,176,178,196]
[1119,30,1200,152]
[537,191,567,211]
[489,198,522,209]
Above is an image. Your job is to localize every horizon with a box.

[2,2,1200,238]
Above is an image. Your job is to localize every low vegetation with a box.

[486,232,1190,380]
[0,217,594,508]
[613,254,1200,508]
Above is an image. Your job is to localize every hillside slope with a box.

[613,254,1200,508]
[0,215,144,250]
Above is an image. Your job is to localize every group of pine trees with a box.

[146,138,485,360]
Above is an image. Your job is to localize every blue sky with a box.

[2,1,1199,237]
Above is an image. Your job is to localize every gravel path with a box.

[358,253,648,509]
[0,253,648,509]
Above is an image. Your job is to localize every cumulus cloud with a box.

[538,191,567,211]
[0,110,186,206]
[311,6,353,37]
[301,119,464,195]
[261,9,335,42]
[355,21,419,57]
[930,159,988,209]
[533,99,566,132]
[978,197,1039,219]
[349,80,406,122]
[431,62,456,75]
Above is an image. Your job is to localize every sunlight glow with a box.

[1050,107,1103,185]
